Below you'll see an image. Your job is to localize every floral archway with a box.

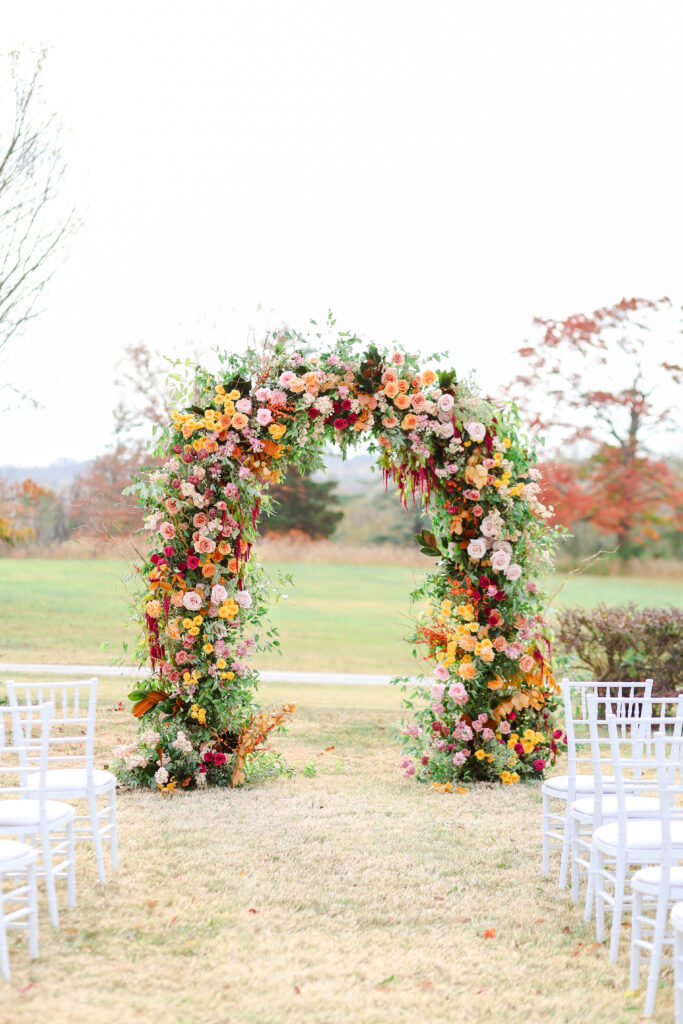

[113,328,562,791]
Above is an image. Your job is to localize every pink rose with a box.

[490,549,511,572]
[196,537,216,554]
[505,563,522,581]
[391,351,405,365]
[255,387,271,402]
[270,389,287,407]
[493,636,508,653]
[533,759,546,772]
[499,721,511,735]
[448,682,469,706]
[235,398,252,414]
[164,499,179,515]
[482,727,494,741]
[465,421,486,442]
[434,664,449,681]
[279,371,296,388]
[467,538,487,560]
[211,584,228,605]
[519,654,536,673]
[453,751,467,766]
[472,505,483,517]
[430,683,446,700]
[236,591,252,608]
[182,592,202,611]
[256,408,272,427]
[159,522,175,540]
[438,394,455,415]
[506,642,523,660]
[193,513,208,527]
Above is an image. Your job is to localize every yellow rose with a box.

[268,423,286,440]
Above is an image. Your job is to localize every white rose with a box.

[465,421,486,442]
[211,584,228,605]
[236,591,252,608]
[467,538,487,560]
[490,549,511,572]
[480,515,499,539]
[505,563,522,581]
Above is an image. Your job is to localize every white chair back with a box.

[5,679,98,780]
[603,697,683,841]
[0,701,53,801]
[562,679,654,795]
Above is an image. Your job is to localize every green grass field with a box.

[0,559,681,672]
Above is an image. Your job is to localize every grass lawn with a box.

[0,559,681,673]
[0,675,673,1024]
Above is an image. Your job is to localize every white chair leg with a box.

[0,888,9,980]
[88,792,106,883]
[66,820,76,909]
[558,808,571,890]
[27,860,39,959]
[585,845,597,923]
[675,928,683,1024]
[644,890,669,1016]
[595,849,606,941]
[541,792,550,876]
[40,827,60,929]
[108,788,118,871]
[571,817,581,904]
[630,888,643,991]
[610,859,628,962]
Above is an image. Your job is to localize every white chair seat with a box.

[571,795,660,819]
[633,866,683,896]
[671,900,683,928]
[594,819,683,854]
[543,774,620,795]
[0,799,75,827]
[27,768,116,793]
[0,839,36,863]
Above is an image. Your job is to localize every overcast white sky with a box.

[1,0,682,466]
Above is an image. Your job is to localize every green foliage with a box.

[260,468,343,539]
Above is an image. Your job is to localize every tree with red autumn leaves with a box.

[507,297,683,551]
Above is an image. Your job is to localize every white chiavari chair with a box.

[541,678,653,888]
[5,679,118,884]
[0,838,39,980]
[0,701,75,928]
[590,697,683,964]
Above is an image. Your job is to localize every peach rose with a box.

[231,413,248,430]
[193,513,208,527]
[480,647,495,663]
[384,382,399,399]
[397,379,409,393]
[381,369,398,385]
[382,416,399,429]
[401,413,418,430]
[458,662,477,680]
[519,654,536,674]
[493,636,508,652]
[159,522,175,540]
[421,369,437,386]
[394,393,411,410]
[164,499,179,515]
[458,634,476,652]
[196,537,216,554]
[411,392,427,411]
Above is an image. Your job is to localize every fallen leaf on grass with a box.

[145,899,158,911]
[248,908,259,914]
[484,928,496,939]
[431,782,453,793]
[377,975,394,986]
[294,986,301,995]
[456,786,469,794]
[433,896,445,901]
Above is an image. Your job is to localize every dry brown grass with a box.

[0,676,672,1023]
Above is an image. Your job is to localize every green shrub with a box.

[554,603,683,695]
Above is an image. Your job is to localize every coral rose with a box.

[401,413,418,430]
[519,654,536,673]
[159,522,175,540]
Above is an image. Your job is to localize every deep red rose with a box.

[163,545,174,558]
[552,729,563,740]
[479,575,490,589]
[332,400,342,413]
[187,555,200,570]
[203,751,214,764]
[533,759,546,772]
[472,591,481,602]
[514,742,524,756]
[508,710,517,721]
[172,444,182,454]
[421,755,430,765]
[348,413,357,424]
[150,554,161,566]
[308,408,319,419]
[171,479,181,489]
[334,418,348,430]
[177,561,187,572]
[212,752,227,766]
[341,399,351,411]
[182,452,193,463]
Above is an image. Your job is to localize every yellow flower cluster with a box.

[190,703,206,725]
[183,615,203,636]
[475,749,494,763]
[218,599,239,619]
[500,770,520,786]
[506,728,545,754]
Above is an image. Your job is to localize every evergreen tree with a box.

[260,469,343,539]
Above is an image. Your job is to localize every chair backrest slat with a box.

[4,678,98,777]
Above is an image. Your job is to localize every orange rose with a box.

[401,413,418,430]
[378,434,391,448]
[397,379,409,393]
[384,382,399,399]
[421,369,437,386]
[458,662,477,680]
[228,558,238,574]
[232,413,248,430]
[202,564,215,578]
[394,393,411,410]
[218,541,231,555]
